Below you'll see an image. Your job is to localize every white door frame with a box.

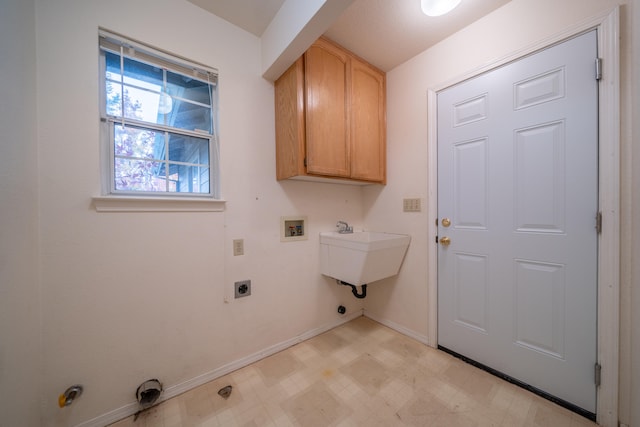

[426,8,620,427]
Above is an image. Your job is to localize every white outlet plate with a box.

[403,198,422,212]
[233,239,244,256]
[234,280,251,298]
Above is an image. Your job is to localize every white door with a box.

[437,31,598,414]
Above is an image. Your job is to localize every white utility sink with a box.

[319,231,410,286]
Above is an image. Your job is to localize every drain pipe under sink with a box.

[338,280,367,299]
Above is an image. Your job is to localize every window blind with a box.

[98,29,218,86]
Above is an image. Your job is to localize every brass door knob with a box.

[440,236,451,246]
[441,218,451,227]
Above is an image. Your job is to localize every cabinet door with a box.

[275,59,305,180]
[350,58,386,183]
[304,39,350,177]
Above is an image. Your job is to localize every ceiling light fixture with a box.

[421,0,462,16]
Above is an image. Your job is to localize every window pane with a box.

[114,158,167,192]
[114,125,164,160]
[169,165,210,193]
[168,133,209,165]
[163,100,212,133]
[197,167,211,193]
[106,53,165,123]
[112,125,212,194]
[106,53,164,86]
[166,71,212,105]
[105,51,213,134]
[105,80,123,117]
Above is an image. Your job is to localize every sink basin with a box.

[319,231,410,286]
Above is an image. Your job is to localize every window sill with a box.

[92,196,226,212]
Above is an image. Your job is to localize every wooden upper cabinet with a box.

[275,58,305,180]
[350,57,386,182]
[274,37,386,184]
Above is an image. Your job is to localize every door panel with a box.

[514,259,566,359]
[454,252,489,333]
[514,122,566,233]
[437,31,598,414]
[454,138,489,229]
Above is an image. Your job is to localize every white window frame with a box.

[93,29,224,212]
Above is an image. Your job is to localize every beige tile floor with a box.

[110,317,598,427]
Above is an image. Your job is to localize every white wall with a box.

[0,0,42,425]
[363,0,638,424]
[33,0,364,424]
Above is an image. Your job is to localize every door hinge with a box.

[596,211,603,234]
[595,58,603,81]
[304,157,307,167]
[595,363,602,387]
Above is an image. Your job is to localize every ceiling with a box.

[187,0,511,72]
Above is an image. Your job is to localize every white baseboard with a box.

[363,310,430,346]
[76,310,363,427]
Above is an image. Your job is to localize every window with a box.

[99,30,219,199]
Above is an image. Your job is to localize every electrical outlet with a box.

[233,239,244,256]
[403,198,422,212]
[234,280,251,298]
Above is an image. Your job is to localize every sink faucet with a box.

[336,221,353,234]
